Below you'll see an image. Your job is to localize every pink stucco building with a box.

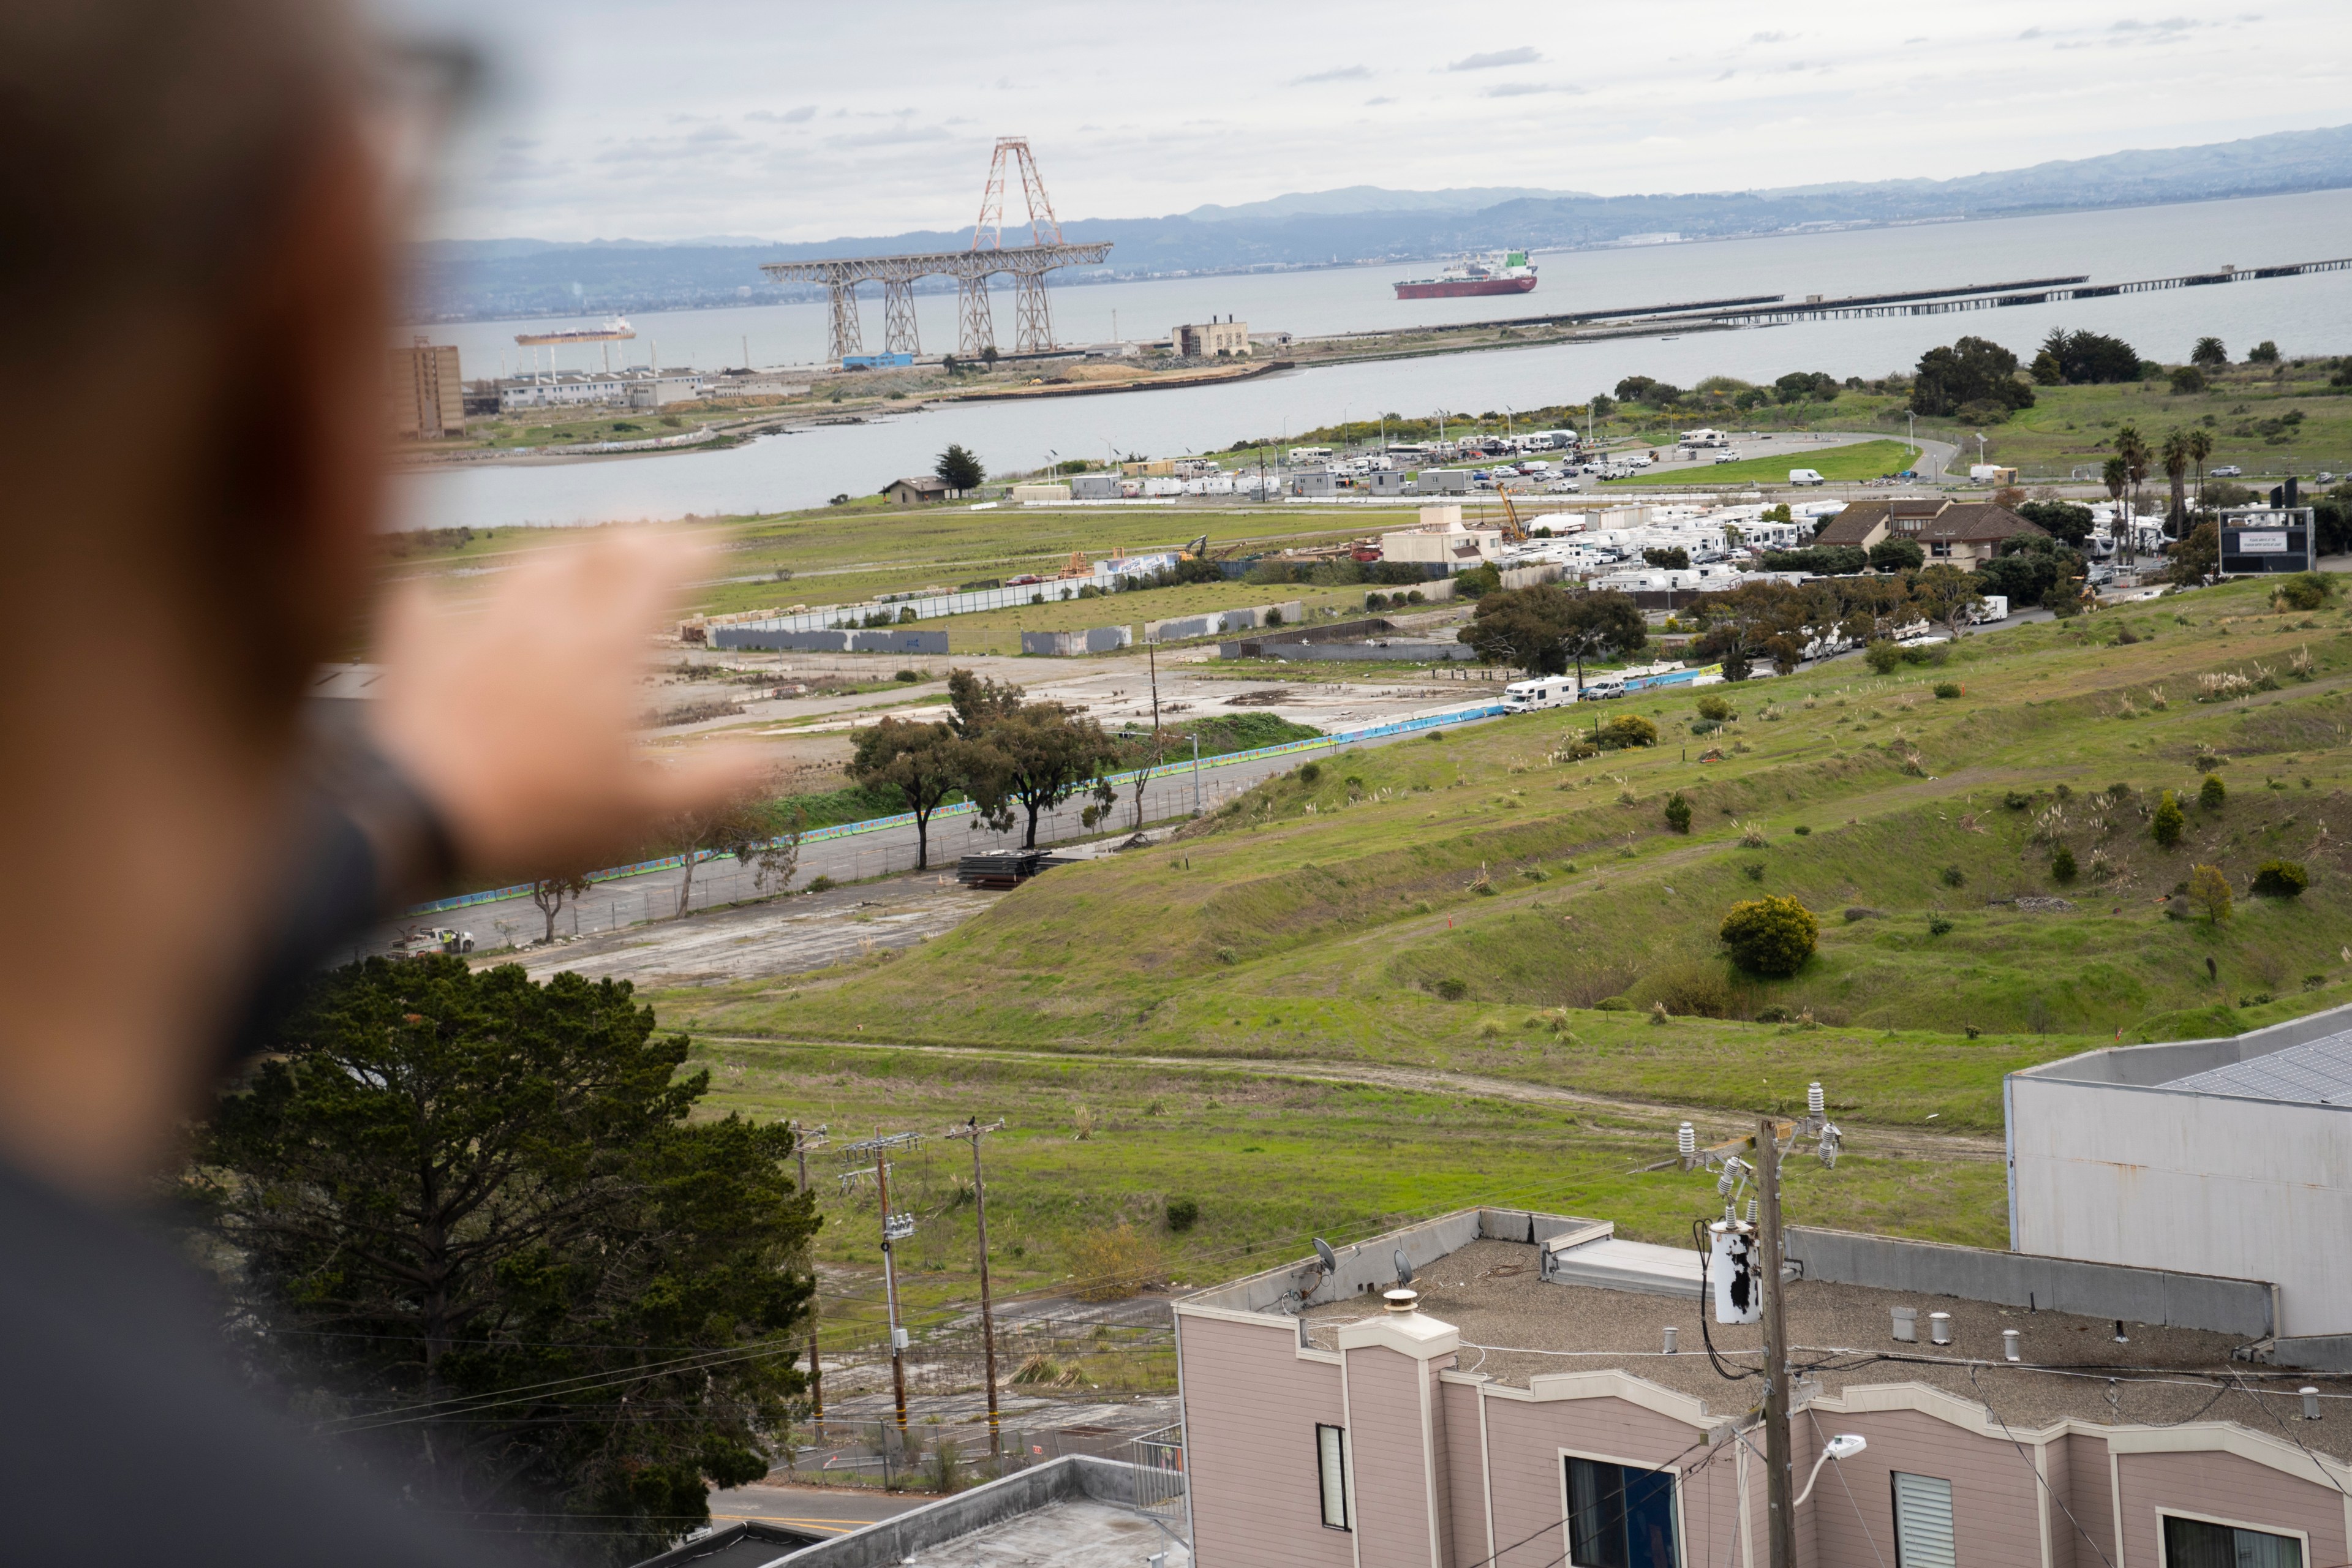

[1175,1209,2351,1568]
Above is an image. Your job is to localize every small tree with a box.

[530,873,593,943]
[2187,862,2233,924]
[2251,859,2310,898]
[2051,845,2078,883]
[1664,793,1692,834]
[2150,790,2185,848]
[663,792,800,916]
[1867,537,1925,573]
[1720,895,1818,976]
[2199,774,2226,811]
[2248,341,2280,364]
[849,718,980,872]
[1909,563,1983,638]
[968,703,1120,848]
[935,443,986,493]
[2190,336,2228,369]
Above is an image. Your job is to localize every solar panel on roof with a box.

[2163,1028,2352,1105]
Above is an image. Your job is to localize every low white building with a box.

[1380,505,1504,568]
[498,366,707,412]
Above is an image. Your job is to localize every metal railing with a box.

[1126,1423,1186,1516]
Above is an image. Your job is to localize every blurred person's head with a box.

[0,0,393,1194]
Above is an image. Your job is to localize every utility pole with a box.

[843,1129,922,1436]
[789,1121,829,1422]
[944,1118,1008,1458]
[1678,1091,1842,1568]
[1757,1114,1795,1568]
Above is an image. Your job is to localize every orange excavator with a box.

[1495,489,1531,545]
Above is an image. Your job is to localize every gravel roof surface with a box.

[1300,1239,2352,1461]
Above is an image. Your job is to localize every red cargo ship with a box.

[1393,250,1537,300]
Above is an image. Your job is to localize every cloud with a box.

[1364,95,1399,105]
[822,123,955,149]
[2109,15,2198,31]
[1482,81,1577,97]
[1714,69,1736,80]
[746,105,816,124]
[1749,30,1790,42]
[2018,26,2042,39]
[1292,64,1371,84]
[1447,46,1542,70]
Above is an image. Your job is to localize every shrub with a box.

[1928,916,1955,937]
[1664,792,1692,834]
[1754,1005,1796,1024]
[1695,693,1735,722]
[2187,862,2233,924]
[1597,714,1659,750]
[2150,791,2185,848]
[1298,761,1322,785]
[1068,1223,1165,1302]
[1932,681,1963,699]
[2199,774,2226,810]
[1939,865,1966,888]
[1793,824,1811,835]
[895,668,921,682]
[2051,845,2078,883]
[1742,862,1765,881]
[1719,895,1819,976]
[1435,978,1469,1000]
[1864,641,1902,674]
[1164,1197,1200,1233]
[2252,859,2310,898]
[2274,572,2333,612]
[804,875,837,894]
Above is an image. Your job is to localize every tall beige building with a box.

[390,338,464,439]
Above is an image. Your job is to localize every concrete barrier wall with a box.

[1246,638,1477,662]
[1019,625,1133,656]
[776,1457,1172,1568]
[713,628,948,654]
[1784,1224,2275,1337]
[1144,601,1303,643]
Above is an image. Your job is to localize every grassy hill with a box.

[649,576,2352,1300]
[1617,438,1919,487]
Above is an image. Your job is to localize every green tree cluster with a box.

[1455,584,1646,681]
[2032,328,2143,386]
[934,443,986,492]
[1910,336,2037,418]
[186,958,816,1564]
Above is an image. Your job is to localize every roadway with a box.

[367,674,1510,956]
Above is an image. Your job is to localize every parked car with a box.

[2211,464,2244,477]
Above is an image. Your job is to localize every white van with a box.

[1502,674,1581,712]
[1789,468,1825,486]
[1969,594,2010,623]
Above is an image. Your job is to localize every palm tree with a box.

[2114,424,2150,547]
[2161,429,2192,545]
[2187,428,2214,521]
[2103,454,2130,554]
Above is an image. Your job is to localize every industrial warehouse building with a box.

[2008,1002,2352,1355]
[1172,317,1251,358]
[1176,1208,2345,1568]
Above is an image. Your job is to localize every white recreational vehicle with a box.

[1501,674,1582,712]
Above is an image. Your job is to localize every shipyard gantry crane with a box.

[760,138,1110,364]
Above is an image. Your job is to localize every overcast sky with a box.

[382,0,2352,243]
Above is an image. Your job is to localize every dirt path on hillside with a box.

[692,1033,2005,1163]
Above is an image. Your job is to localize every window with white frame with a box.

[1891,1472,1956,1568]
[1566,1456,1679,1568]
[1315,1424,1349,1531]
[2163,1513,2304,1568]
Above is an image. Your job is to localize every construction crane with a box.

[1495,489,1530,545]
[1178,533,1211,560]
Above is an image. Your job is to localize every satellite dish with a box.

[1393,1248,1414,1285]
[1314,1237,1339,1275]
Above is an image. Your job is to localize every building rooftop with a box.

[892,1498,1183,1568]
[1291,1235,2352,1458]
[1815,498,2048,546]
[2165,1025,2352,1104]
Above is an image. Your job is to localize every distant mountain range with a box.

[403,123,2352,323]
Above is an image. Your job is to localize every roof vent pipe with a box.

[2003,1329,2021,1362]
[2304,1387,2323,1422]
[1891,1307,1917,1343]
[1929,1311,1953,1346]
[1384,1289,1419,1314]
[1663,1325,1679,1355]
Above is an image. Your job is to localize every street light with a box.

[1793,1434,1869,1506]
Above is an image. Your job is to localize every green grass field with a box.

[1616,438,1920,488]
[633,577,2352,1301]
